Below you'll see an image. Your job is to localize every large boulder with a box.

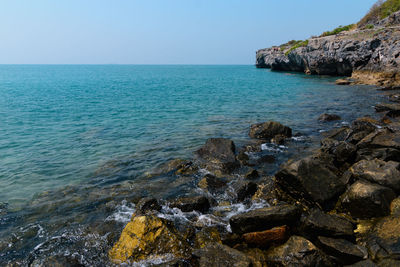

[275,156,346,208]
[109,215,190,263]
[265,236,333,267]
[249,121,292,140]
[357,128,400,150]
[193,243,252,267]
[339,180,396,219]
[300,209,355,239]
[195,138,239,175]
[170,196,210,213]
[356,147,400,162]
[229,204,301,234]
[349,159,400,192]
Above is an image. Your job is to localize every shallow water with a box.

[0,65,386,265]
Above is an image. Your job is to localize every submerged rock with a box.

[233,180,258,201]
[193,243,252,267]
[195,138,239,175]
[170,196,210,213]
[242,225,289,247]
[109,215,190,263]
[229,204,301,234]
[318,113,341,122]
[249,121,292,140]
[339,180,396,219]
[265,236,333,267]
[136,197,161,215]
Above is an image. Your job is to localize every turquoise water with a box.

[0,65,385,265]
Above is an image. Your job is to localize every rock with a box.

[198,174,227,193]
[323,126,351,142]
[265,236,333,267]
[257,154,276,164]
[194,227,222,249]
[356,147,400,162]
[349,159,400,192]
[237,150,250,165]
[153,159,198,176]
[321,138,357,164]
[339,180,396,219]
[242,225,289,247]
[195,138,239,175]
[244,169,259,180]
[249,121,292,140]
[170,196,210,213]
[135,197,161,215]
[318,113,341,122]
[233,180,258,201]
[275,156,345,208]
[344,259,377,267]
[336,79,352,85]
[301,209,355,239]
[317,236,367,265]
[109,215,190,263]
[193,243,252,267]
[242,248,269,267]
[271,134,286,145]
[29,255,84,267]
[229,204,301,234]
[357,128,400,150]
[375,103,400,117]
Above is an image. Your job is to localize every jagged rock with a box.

[339,180,396,219]
[275,156,345,208]
[233,180,258,201]
[321,138,357,164]
[229,204,301,234]
[135,197,161,215]
[194,227,222,249]
[356,147,400,162]
[249,121,292,140]
[195,138,239,175]
[357,128,400,150]
[198,174,227,193]
[109,215,190,263]
[349,159,400,192]
[170,196,210,213]
[265,236,333,267]
[300,209,354,239]
[317,236,367,265]
[375,103,400,117]
[244,169,259,180]
[318,113,341,122]
[323,127,352,142]
[242,225,289,247]
[344,259,377,267]
[193,243,252,267]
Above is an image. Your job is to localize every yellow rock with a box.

[194,227,222,249]
[109,215,190,263]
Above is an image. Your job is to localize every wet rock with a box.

[242,248,269,267]
[229,204,301,234]
[233,180,258,201]
[301,209,355,239]
[349,159,400,192]
[265,236,333,267]
[318,113,341,122]
[170,196,210,213]
[323,127,351,142]
[237,150,250,166]
[249,121,292,140]
[317,236,367,265]
[242,225,289,247]
[29,255,84,267]
[339,180,396,219]
[356,147,400,162]
[197,174,227,193]
[375,103,400,117]
[344,259,377,267]
[195,138,239,175]
[135,197,161,215]
[271,134,286,145]
[194,227,222,249]
[193,243,252,267]
[154,159,198,176]
[321,138,357,164]
[275,156,345,208]
[336,78,352,85]
[257,154,276,164]
[109,215,190,263]
[244,169,259,180]
[357,128,400,150]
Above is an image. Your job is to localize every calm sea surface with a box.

[0,65,385,265]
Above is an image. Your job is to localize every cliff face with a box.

[256,11,400,88]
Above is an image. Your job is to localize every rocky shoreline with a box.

[105,87,400,266]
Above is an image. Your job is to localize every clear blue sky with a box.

[0,0,377,64]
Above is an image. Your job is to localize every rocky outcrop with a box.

[249,121,292,140]
[256,11,400,88]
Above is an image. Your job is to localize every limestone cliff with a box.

[256,11,400,88]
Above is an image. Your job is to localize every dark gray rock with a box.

[136,197,162,215]
[344,260,377,267]
[275,156,346,208]
[244,169,259,180]
[356,147,400,162]
[339,180,396,219]
[170,196,210,213]
[357,128,400,150]
[198,174,227,193]
[317,236,367,265]
[318,113,341,122]
[229,204,301,234]
[249,121,292,140]
[301,209,355,239]
[193,243,252,267]
[375,103,400,117]
[233,180,258,201]
[349,159,400,192]
[195,138,239,175]
[265,236,334,267]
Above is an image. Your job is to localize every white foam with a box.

[261,143,286,152]
[105,200,135,223]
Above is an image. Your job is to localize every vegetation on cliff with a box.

[359,0,400,26]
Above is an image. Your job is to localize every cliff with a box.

[256,10,400,88]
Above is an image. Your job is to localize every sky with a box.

[0,0,377,64]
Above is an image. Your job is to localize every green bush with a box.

[285,40,309,56]
[320,24,355,37]
[365,24,375,29]
[358,0,400,26]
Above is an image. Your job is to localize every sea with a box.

[0,65,385,265]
